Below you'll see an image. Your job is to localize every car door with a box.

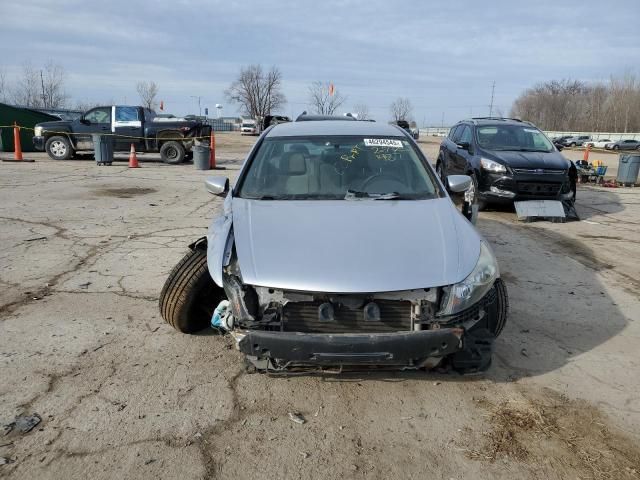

[452,125,473,174]
[74,107,112,150]
[443,125,462,174]
[113,106,144,151]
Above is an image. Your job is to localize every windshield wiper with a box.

[344,190,415,200]
[344,189,371,199]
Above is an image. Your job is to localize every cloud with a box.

[1,0,638,123]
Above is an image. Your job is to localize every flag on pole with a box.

[328,83,335,96]
[160,101,164,111]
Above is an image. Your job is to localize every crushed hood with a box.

[230,197,481,293]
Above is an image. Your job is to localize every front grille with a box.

[513,168,566,175]
[283,300,412,333]
[516,182,562,196]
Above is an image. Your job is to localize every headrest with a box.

[282,152,307,175]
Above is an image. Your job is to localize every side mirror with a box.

[447,174,472,193]
[456,141,470,151]
[80,118,90,125]
[556,144,564,151]
[205,176,229,196]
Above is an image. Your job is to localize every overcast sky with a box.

[1,0,638,125]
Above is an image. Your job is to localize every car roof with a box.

[265,120,406,138]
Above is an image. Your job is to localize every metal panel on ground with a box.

[514,200,566,221]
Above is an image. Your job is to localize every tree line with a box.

[510,73,640,132]
[1,60,416,123]
[0,61,160,112]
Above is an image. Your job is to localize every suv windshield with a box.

[476,125,554,152]
[238,135,439,200]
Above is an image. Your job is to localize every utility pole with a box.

[489,81,495,117]
[190,95,202,116]
[441,111,445,128]
[40,70,46,108]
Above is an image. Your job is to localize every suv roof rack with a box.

[295,112,356,122]
[470,117,522,122]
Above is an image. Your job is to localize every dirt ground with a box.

[1,133,639,479]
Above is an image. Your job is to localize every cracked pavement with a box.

[1,135,639,479]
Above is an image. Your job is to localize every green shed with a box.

[0,103,59,152]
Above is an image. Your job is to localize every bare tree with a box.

[40,61,68,108]
[136,80,159,110]
[352,103,370,120]
[308,81,346,115]
[0,67,7,103]
[10,61,68,108]
[11,63,41,107]
[389,97,413,122]
[225,65,286,119]
[510,74,640,132]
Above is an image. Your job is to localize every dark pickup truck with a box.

[33,105,211,163]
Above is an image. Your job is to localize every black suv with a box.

[436,118,572,209]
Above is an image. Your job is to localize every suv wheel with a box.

[461,174,485,223]
[570,142,576,147]
[436,160,447,185]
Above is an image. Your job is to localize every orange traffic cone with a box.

[128,143,140,168]
[583,143,591,162]
[2,122,34,163]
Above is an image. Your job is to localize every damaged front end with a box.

[218,251,503,374]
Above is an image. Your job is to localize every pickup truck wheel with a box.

[45,136,73,160]
[159,248,225,333]
[160,141,186,164]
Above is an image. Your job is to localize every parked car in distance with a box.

[562,135,591,147]
[584,139,612,149]
[605,139,640,151]
[436,118,572,210]
[159,119,508,374]
[33,105,210,163]
[240,119,258,135]
[551,135,571,149]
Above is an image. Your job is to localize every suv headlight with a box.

[480,158,506,173]
[34,126,43,137]
[437,241,499,316]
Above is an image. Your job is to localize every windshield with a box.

[238,135,440,200]
[476,125,554,152]
[242,123,254,128]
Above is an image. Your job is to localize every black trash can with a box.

[193,144,210,170]
[616,154,640,186]
[92,134,114,165]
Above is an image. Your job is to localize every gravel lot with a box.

[1,133,639,479]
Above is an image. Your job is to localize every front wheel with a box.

[436,159,447,186]
[159,247,226,333]
[45,136,73,160]
[461,174,485,224]
[160,141,186,164]
[613,145,619,150]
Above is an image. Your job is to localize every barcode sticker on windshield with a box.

[364,139,403,148]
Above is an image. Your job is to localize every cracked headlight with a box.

[438,241,499,316]
[34,126,43,137]
[480,157,506,173]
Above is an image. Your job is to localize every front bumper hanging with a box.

[238,328,467,366]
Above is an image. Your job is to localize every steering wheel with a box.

[359,173,407,193]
